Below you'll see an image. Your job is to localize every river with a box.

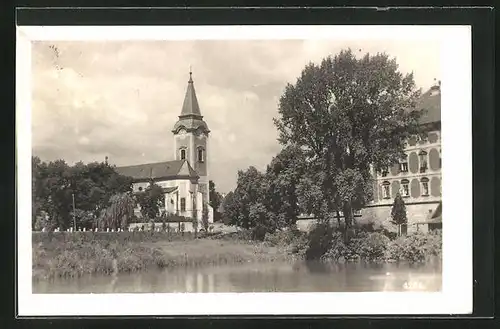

[33,261,442,294]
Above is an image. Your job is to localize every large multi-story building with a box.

[361,82,442,233]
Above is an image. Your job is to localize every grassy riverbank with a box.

[32,227,442,281]
[32,231,291,280]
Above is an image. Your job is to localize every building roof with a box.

[416,84,441,125]
[115,159,198,181]
[180,72,203,117]
[417,202,442,224]
[172,71,210,134]
[172,117,210,134]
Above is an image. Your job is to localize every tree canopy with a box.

[274,49,424,228]
[136,180,165,221]
[391,193,408,235]
[32,156,134,230]
[209,180,223,222]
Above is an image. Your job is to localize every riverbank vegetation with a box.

[32,231,289,281]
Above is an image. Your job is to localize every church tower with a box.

[172,71,210,206]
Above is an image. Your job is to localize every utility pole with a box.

[72,193,76,231]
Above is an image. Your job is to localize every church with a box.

[114,72,214,225]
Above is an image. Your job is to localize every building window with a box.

[180,197,186,211]
[138,186,143,191]
[180,149,186,160]
[382,181,391,199]
[400,156,409,173]
[197,148,204,162]
[421,177,430,196]
[419,150,428,173]
[439,149,442,169]
[401,179,410,197]
[381,167,389,177]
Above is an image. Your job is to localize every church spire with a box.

[180,69,202,118]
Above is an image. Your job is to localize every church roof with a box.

[172,117,210,134]
[173,71,210,134]
[180,71,202,118]
[115,159,198,181]
[416,83,441,125]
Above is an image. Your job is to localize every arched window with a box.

[382,181,391,199]
[400,179,410,197]
[418,150,428,173]
[400,154,409,172]
[197,147,204,163]
[180,148,186,160]
[420,177,430,196]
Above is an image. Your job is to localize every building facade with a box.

[361,82,442,233]
[115,72,214,224]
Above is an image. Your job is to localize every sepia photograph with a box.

[17,25,472,316]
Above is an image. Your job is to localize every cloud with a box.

[31,39,440,193]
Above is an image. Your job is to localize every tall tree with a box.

[274,49,423,229]
[222,167,266,229]
[136,180,165,221]
[98,192,135,231]
[209,180,223,222]
[31,156,134,230]
[390,193,408,236]
[264,145,307,230]
[220,191,236,225]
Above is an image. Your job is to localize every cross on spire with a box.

[189,66,193,83]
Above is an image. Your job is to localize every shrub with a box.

[385,230,442,263]
[305,222,335,260]
[350,231,390,262]
[321,232,350,261]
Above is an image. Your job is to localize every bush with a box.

[305,223,335,260]
[385,230,442,263]
[321,232,350,261]
[350,231,390,262]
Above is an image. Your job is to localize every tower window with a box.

[180,197,186,211]
[180,149,186,160]
[198,148,204,162]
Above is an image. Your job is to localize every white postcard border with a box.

[16,25,472,316]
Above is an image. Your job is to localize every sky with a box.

[31,39,440,193]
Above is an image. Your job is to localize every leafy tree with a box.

[31,156,134,230]
[97,192,135,231]
[391,193,408,236]
[201,203,210,231]
[248,202,271,240]
[274,49,423,230]
[264,145,307,230]
[209,180,223,222]
[136,180,165,221]
[224,167,266,229]
[220,191,236,225]
[71,209,95,230]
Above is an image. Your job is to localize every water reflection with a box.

[33,261,442,294]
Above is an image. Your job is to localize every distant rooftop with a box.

[416,81,441,125]
[115,159,198,181]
